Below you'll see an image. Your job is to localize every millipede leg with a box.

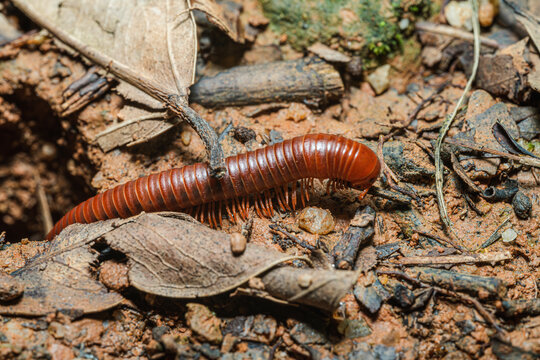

[292,182,297,210]
[300,180,306,207]
[225,201,236,223]
[283,184,291,209]
[254,195,264,218]
[358,188,369,201]
[218,201,223,227]
[264,190,273,216]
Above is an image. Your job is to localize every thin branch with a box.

[415,21,501,49]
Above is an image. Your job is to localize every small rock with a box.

[181,130,192,146]
[297,207,335,235]
[510,106,540,140]
[373,345,398,360]
[445,1,473,31]
[152,326,171,341]
[367,64,391,95]
[501,228,517,244]
[308,43,351,63]
[231,126,256,144]
[290,322,327,345]
[0,271,23,301]
[478,0,499,27]
[230,233,247,255]
[337,318,372,338]
[99,260,130,291]
[185,303,223,344]
[354,285,383,314]
[421,47,442,68]
[346,57,363,77]
[512,191,532,219]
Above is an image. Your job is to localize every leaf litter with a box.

[0,213,357,316]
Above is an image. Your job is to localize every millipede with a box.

[46,134,381,240]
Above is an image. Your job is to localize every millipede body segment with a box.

[46,134,380,240]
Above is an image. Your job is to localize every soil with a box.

[0,0,539,359]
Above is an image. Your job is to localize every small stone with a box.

[99,260,130,291]
[512,191,532,219]
[181,130,192,146]
[354,285,383,314]
[185,303,222,344]
[230,233,247,255]
[231,127,256,144]
[346,57,363,77]
[367,64,390,95]
[152,326,171,341]
[308,42,351,63]
[337,318,372,338]
[0,271,23,301]
[501,228,517,244]
[297,207,335,235]
[290,322,327,345]
[445,1,473,31]
[479,0,499,27]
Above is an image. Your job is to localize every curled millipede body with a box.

[46,134,380,240]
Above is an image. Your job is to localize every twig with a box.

[445,138,540,169]
[414,229,466,252]
[12,1,226,177]
[463,193,485,216]
[34,172,53,234]
[415,21,501,49]
[268,338,283,360]
[377,136,423,205]
[378,269,508,336]
[434,0,480,237]
[392,251,512,266]
[450,151,483,193]
[269,224,316,251]
[477,215,511,250]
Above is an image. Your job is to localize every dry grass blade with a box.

[434,0,480,237]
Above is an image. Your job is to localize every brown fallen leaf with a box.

[0,221,124,317]
[2,213,358,315]
[101,212,301,298]
[12,0,240,153]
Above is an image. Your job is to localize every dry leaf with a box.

[0,222,124,317]
[102,213,300,298]
[1,213,357,314]
[193,0,243,43]
[13,0,240,151]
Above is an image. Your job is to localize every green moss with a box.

[261,0,431,59]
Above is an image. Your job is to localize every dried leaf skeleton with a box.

[46,134,381,240]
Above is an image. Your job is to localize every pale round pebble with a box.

[297,207,335,235]
[501,228,517,244]
[230,233,247,255]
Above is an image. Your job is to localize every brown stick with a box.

[393,251,512,266]
[12,1,225,177]
[415,21,501,49]
[190,57,344,108]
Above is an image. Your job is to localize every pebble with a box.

[337,318,372,338]
[445,0,499,30]
[445,1,473,31]
[181,130,191,146]
[367,64,390,95]
[230,233,247,255]
[354,285,383,314]
[512,191,532,219]
[0,271,23,301]
[99,260,130,291]
[501,228,517,244]
[297,207,335,235]
[185,303,223,344]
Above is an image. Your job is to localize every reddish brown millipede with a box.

[46,134,380,240]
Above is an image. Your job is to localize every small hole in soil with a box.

[0,89,93,241]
